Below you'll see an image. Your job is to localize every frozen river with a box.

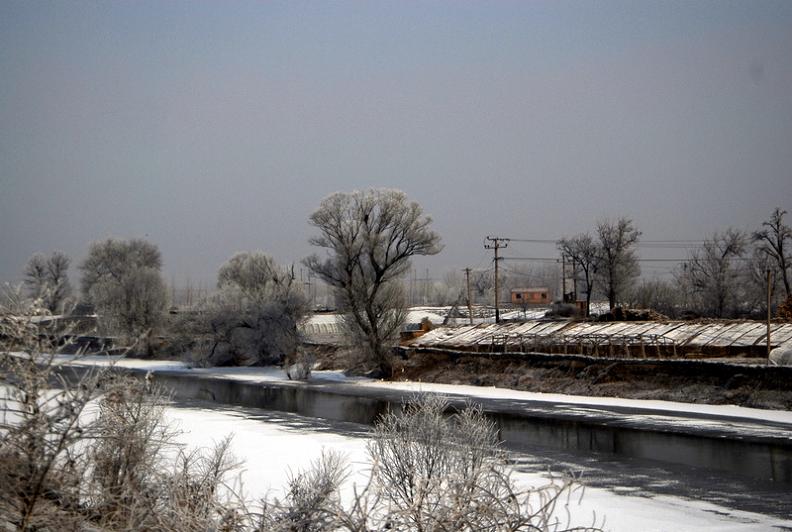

[27,356,792,530]
[165,398,792,532]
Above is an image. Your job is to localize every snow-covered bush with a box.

[0,301,242,531]
[364,395,600,531]
[286,350,315,380]
[175,252,308,367]
[770,343,792,366]
[258,395,604,531]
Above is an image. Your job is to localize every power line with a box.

[504,237,706,248]
[501,256,762,263]
[500,257,559,262]
[505,238,558,244]
[500,266,548,276]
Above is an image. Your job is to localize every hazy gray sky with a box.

[2,1,791,286]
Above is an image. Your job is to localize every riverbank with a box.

[388,347,792,410]
[51,354,792,447]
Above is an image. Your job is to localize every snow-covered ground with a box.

[302,309,451,344]
[167,402,792,532]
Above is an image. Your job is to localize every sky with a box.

[2,1,791,287]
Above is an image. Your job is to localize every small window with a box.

[515,293,522,299]
[542,292,547,299]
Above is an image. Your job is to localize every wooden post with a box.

[464,267,474,325]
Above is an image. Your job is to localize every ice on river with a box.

[166,403,792,532]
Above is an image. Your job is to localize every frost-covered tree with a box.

[558,233,599,316]
[625,278,683,318]
[422,270,465,307]
[595,218,641,309]
[80,238,166,341]
[679,229,746,318]
[473,269,495,301]
[179,252,308,367]
[753,207,791,299]
[217,252,280,300]
[305,189,441,375]
[740,246,782,316]
[23,251,72,313]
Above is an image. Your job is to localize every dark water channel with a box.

[140,370,792,487]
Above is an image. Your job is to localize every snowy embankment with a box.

[51,354,792,439]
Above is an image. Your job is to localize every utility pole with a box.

[484,236,509,323]
[464,267,474,325]
[304,270,315,309]
[424,268,430,304]
[410,268,415,307]
[767,267,772,361]
[571,261,578,303]
[561,254,567,303]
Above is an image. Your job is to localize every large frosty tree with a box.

[80,238,167,343]
[305,189,441,375]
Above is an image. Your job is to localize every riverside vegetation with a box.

[0,299,603,531]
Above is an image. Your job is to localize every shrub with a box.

[259,395,604,531]
[0,300,242,531]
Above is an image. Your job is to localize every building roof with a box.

[511,287,549,293]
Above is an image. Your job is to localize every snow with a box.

[410,320,792,350]
[164,405,372,499]
[354,380,792,426]
[51,354,189,372]
[304,313,343,326]
[304,309,447,328]
[501,308,550,320]
[50,353,359,384]
[165,402,792,532]
[770,343,792,366]
[183,366,359,384]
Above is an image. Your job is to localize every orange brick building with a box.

[510,287,550,305]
